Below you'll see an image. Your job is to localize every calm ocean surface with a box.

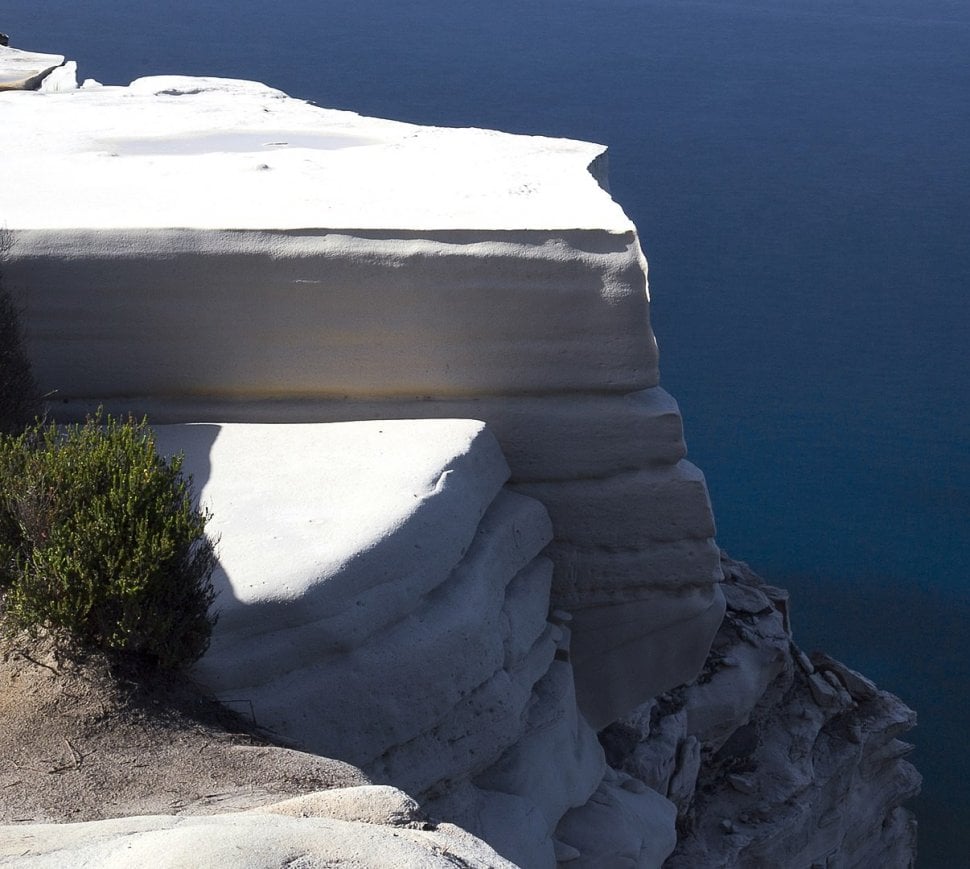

[4,1,968,863]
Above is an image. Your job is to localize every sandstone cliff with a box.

[0,47,917,867]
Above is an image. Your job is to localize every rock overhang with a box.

[1,42,716,773]
[0,41,923,869]
[0,67,633,234]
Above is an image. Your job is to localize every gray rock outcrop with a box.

[603,555,921,868]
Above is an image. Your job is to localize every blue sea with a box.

[4,1,968,864]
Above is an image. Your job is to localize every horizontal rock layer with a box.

[41,388,689,482]
[0,72,630,231]
[5,228,658,398]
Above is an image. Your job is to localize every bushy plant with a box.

[0,273,42,435]
[0,412,217,668]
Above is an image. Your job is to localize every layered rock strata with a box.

[150,420,559,782]
[0,67,724,735]
[602,555,920,867]
[2,54,918,867]
[147,420,666,867]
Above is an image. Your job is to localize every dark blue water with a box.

[5,2,968,864]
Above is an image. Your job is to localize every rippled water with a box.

[4,1,968,863]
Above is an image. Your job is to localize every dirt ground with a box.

[0,630,369,824]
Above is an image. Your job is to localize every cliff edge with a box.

[0,44,918,867]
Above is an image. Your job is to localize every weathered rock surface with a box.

[145,420,667,868]
[1,66,723,737]
[152,421,559,786]
[0,786,517,868]
[602,555,921,868]
[0,51,919,867]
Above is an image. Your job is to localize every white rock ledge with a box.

[5,228,658,399]
[1,59,735,867]
[2,71,719,730]
[0,804,518,869]
[0,71,630,231]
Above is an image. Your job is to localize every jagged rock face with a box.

[1,71,723,735]
[603,555,921,868]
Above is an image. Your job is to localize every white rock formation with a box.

[144,419,668,868]
[0,62,724,737]
[0,48,918,867]
[151,420,557,782]
[0,785,517,868]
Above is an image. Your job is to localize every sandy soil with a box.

[0,630,369,824]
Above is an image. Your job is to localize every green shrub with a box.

[0,274,42,435]
[0,412,217,668]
